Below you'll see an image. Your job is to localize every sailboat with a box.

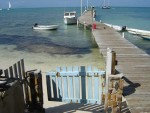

[8,1,11,10]
[102,0,111,9]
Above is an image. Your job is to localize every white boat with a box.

[8,1,11,10]
[104,23,126,31]
[141,35,150,40]
[0,9,2,11]
[64,11,77,25]
[127,28,150,36]
[32,24,59,30]
[102,0,111,9]
[126,27,150,40]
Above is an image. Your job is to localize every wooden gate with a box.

[46,66,105,104]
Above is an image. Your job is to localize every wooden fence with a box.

[0,59,44,112]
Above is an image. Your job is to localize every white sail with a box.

[8,1,11,10]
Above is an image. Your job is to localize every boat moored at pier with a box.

[64,11,77,25]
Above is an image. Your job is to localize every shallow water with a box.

[0,7,105,72]
[1,7,149,72]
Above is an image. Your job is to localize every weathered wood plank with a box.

[78,10,150,113]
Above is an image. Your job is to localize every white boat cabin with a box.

[64,11,76,18]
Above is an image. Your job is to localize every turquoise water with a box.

[95,7,150,54]
[0,7,106,71]
[0,7,149,56]
[0,7,96,54]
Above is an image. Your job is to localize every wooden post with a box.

[104,48,113,111]
[122,32,124,38]
[84,21,86,30]
[28,70,44,112]
[111,51,116,75]
[104,48,117,111]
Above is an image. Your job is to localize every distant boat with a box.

[102,0,111,9]
[8,1,11,10]
[64,11,77,25]
[32,23,59,30]
[0,9,2,11]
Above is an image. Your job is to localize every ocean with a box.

[0,7,149,71]
[95,7,150,54]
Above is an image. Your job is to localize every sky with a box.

[0,0,150,8]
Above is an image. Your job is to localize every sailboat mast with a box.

[107,0,109,7]
[103,0,106,6]
[87,0,89,9]
[81,0,83,15]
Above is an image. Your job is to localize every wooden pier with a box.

[78,10,150,113]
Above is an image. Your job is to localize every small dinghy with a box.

[32,23,59,30]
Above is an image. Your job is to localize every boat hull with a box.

[32,25,58,30]
[141,35,150,40]
[127,28,150,36]
[64,18,77,25]
[102,6,111,9]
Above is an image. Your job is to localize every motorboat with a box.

[141,35,150,40]
[126,27,150,40]
[64,11,77,25]
[127,28,150,36]
[32,23,58,30]
[104,23,126,32]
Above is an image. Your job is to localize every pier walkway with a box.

[78,10,150,113]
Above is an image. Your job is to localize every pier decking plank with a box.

[78,10,150,113]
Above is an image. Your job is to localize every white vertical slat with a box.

[67,76,70,98]
[55,76,59,98]
[61,76,64,98]
[86,75,88,100]
[98,75,101,100]
[79,76,82,99]
[92,76,94,99]
[50,76,54,98]
[73,76,75,99]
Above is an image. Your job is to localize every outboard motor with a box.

[0,69,3,75]
[122,26,126,31]
[34,23,38,27]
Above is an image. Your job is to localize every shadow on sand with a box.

[44,101,131,113]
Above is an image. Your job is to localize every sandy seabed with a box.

[0,44,105,73]
[0,44,106,112]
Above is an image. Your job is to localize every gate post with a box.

[104,48,116,111]
[27,70,44,112]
